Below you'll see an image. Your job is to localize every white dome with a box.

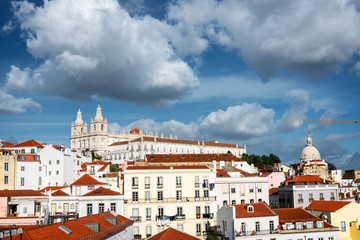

[300,136,321,162]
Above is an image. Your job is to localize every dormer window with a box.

[247,205,254,212]
[296,222,303,229]
[316,221,323,228]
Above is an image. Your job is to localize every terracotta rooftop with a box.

[216,169,231,177]
[354,178,360,183]
[0,141,13,148]
[273,208,334,228]
[109,137,242,148]
[80,160,109,172]
[70,174,107,186]
[130,128,140,134]
[40,186,67,192]
[148,227,200,240]
[284,175,330,184]
[52,190,70,197]
[126,165,209,170]
[269,187,279,195]
[234,202,277,218]
[10,139,43,148]
[82,186,121,196]
[0,190,44,197]
[306,201,351,212]
[145,153,243,163]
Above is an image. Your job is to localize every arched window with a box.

[81,128,83,133]
[94,125,96,131]
[101,124,104,131]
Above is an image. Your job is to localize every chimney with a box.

[75,213,79,222]
[36,220,39,228]
[61,218,65,225]
[40,220,43,226]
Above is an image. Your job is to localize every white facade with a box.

[15,155,42,190]
[123,166,217,239]
[215,175,269,210]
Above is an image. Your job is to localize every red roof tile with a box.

[354,178,360,183]
[284,175,330,184]
[0,190,44,197]
[82,186,121,196]
[217,169,230,177]
[126,165,209,170]
[70,174,107,186]
[269,187,279,195]
[148,227,200,240]
[130,128,140,134]
[52,190,70,196]
[11,139,43,148]
[0,141,13,148]
[80,160,109,172]
[306,201,351,212]
[105,173,118,177]
[234,202,277,218]
[40,186,67,192]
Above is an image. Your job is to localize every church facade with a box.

[71,106,247,164]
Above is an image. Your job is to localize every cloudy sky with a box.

[1,0,360,170]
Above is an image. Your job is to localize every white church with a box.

[71,106,247,164]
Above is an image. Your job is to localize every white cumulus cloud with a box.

[0,90,41,114]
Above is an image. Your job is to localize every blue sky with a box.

[1,0,360,170]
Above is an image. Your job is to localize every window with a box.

[269,221,274,231]
[39,166,42,171]
[56,160,60,164]
[158,208,164,217]
[320,192,324,200]
[49,161,51,165]
[21,149,25,153]
[177,207,183,216]
[132,208,139,220]
[328,237,334,240]
[157,191,163,201]
[231,185,236,193]
[20,177,25,186]
[204,206,210,214]
[56,171,59,175]
[223,200,228,206]
[195,190,200,200]
[317,221,324,228]
[87,204,93,216]
[196,223,201,236]
[132,192,138,202]
[31,149,35,154]
[21,166,25,171]
[341,221,346,232]
[222,185,227,193]
[145,191,150,202]
[241,222,246,233]
[4,176,8,185]
[309,193,313,200]
[49,171,51,176]
[146,226,152,238]
[255,222,260,232]
[257,184,262,192]
[146,208,151,220]
[176,190,182,201]
[306,222,313,229]
[296,222,303,229]
[176,176,181,187]
[258,199,262,202]
[248,206,254,212]
[157,177,163,188]
[204,190,209,200]
[177,224,183,232]
[133,226,139,236]
[132,177,138,189]
[38,177,42,186]
[240,185,245,195]
[232,200,236,204]
[111,203,116,212]
[250,199,254,203]
[241,199,245,204]
[99,203,104,213]
[4,163,8,171]
[158,226,164,233]
[145,177,150,188]
[195,176,200,187]
[250,184,254,193]
[196,206,201,218]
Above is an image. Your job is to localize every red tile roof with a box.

[130,128,140,134]
[273,208,334,228]
[306,201,351,212]
[0,141,13,147]
[284,175,330,184]
[40,186,67,192]
[126,165,209,170]
[82,186,121,196]
[354,178,360,183]
[0,190,44,197]
[11,139,43,148]
[234,202,277,218]
[52,190,70,196]
[148,227,200,240]
[269,187,279,195]
[217,169,230,177]
[80,161,109,172]
[70,174,107,186]
[146,153,243,163]
[105,173,118,177]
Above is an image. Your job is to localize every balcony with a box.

[202,213,214,219]
[134,234,142,239]
[309,198,314,202]
[319,198,324,201]
[132,185,138,189]
[236,229,276,236]
[203,183,210,188]
[157,184,163,188]
[298,199,304,203]
[146,216,151,221]
[195,183,200,188]
[125,196,216,204]
[330,197,335,201]
[145,184,150,189]
[130,216,141,222]
[175,214,186,220]
[176,184,182,188]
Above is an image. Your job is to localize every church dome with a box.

[300,136,321,162]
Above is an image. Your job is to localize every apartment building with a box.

[0,153,16,190]
[123,165,217,239]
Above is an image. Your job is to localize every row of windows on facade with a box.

[131,176,209,189]
[222,184,263,194]
[132,189,210,202]
[86,202,117,215]
[15,149,36,154]
[222,199,263,206]
[130,206,211,220]
[280,192,336,201]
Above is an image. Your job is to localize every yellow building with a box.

[307,201,360,240]
[0,152,16,190]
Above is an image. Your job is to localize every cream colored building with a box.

[0,153,16,190]
[123,165,217,239]
[307,201,360,240]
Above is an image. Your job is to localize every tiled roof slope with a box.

[306,201,351,212]
[126,165,209,170]
[216,169,230,177]
[284,175,330,184]
[52,190,70,196]
[269,187,279,195]
[274,208,334,228]
[40,186,67,192]
[82,186,121,196]
[0,190,44,197]
[70,174,107,186]
[0,141,13,147]
[80,160,109,172]
[11,139,43,148]
[148,227,200,240]
[109,136,242,148]
[146,153,243,163]
[234,202,277,218]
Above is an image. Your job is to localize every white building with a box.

[217,202,279,240]
[70,106,246,163]
[15,154,42,190]
[123,165,217,239]
[215,168,269,210]
[6,139,44,154]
